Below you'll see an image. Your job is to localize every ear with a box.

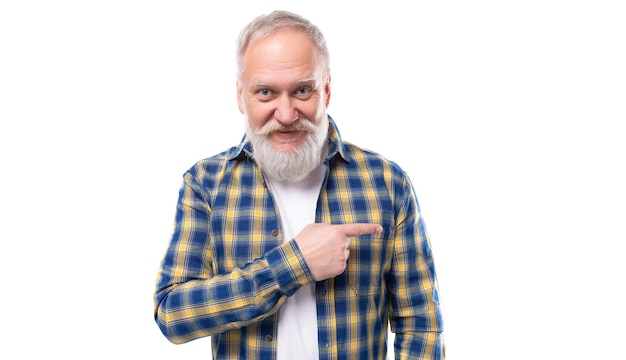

[236,81,245,114]
[324,74,331,108]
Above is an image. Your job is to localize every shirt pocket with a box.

[344,227,392,297]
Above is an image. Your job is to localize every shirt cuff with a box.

[265,239,315,296]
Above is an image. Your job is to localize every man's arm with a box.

[388,176,445,359]
[153,175,315,344]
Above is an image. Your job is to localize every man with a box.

[154,10,444,359]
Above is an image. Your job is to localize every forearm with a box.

[154,239,314,344]
[394,331,445,360]
[389,232,445,359]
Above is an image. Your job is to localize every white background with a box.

[1,1,625,359]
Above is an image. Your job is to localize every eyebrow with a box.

[249,78,317,89]
[296,77,317,85]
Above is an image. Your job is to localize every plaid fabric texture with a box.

[154,117,444,359]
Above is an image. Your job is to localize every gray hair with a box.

[236,10,330,83]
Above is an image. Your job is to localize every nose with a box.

[274,94,299,125]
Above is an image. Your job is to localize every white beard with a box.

[246,116,329,182]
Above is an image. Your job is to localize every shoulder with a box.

[340,141,408,179]
[182,145,244,189]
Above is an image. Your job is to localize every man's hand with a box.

[294,223,383,281]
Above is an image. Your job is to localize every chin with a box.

[273,144,303,153]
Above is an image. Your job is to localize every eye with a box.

[294,86,313,99]
[258,89,272,96]
[297,87,311,95]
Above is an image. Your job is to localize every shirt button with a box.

[265,334,273,342]
[271,229,279,236]
[324,342,329,349]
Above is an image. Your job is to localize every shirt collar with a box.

[229,115,350,164]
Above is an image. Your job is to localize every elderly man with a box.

[154,10,444,360]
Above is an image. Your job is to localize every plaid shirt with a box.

[154,117,444,359]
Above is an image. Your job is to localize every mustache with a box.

[254,119,316,136]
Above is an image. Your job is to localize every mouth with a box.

[265,128,308,152]
[274,128,303,136]
[271,129,304,141]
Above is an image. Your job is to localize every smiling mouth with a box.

[270,129,306,144]
[273,129,302,137]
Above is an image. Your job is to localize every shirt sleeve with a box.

[153,173,315,344]
[388,175,445,359]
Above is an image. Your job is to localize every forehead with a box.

[241,27,321,86]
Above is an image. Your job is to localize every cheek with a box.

[300,98,325,122]
[245,102,273,130]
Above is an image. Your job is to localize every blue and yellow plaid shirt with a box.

[154,117,444,359]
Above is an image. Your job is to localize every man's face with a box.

[237,27,331,154]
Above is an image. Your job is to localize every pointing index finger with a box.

[339,223,383,237]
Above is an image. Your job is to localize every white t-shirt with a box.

[267,163,326,360]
